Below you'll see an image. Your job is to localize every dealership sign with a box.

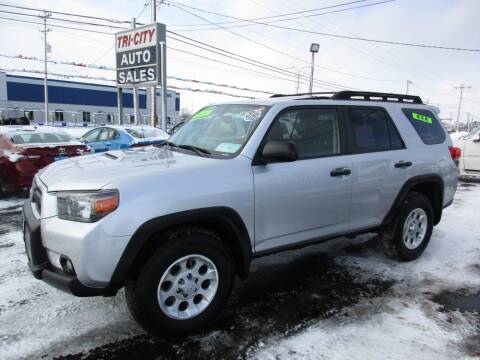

[115,22,166,87]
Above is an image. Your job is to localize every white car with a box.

[454,127,480,179]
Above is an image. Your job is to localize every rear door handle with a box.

[330,167,352,177]
[394,161,412,169]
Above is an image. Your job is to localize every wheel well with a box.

[409,181,443,224]
[109,208,253,294]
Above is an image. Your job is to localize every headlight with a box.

[57,190,119,223]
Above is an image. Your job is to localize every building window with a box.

[83,111,91,123]
[54,110,64,122]
[107,114,113,123]
[129,115,135,124]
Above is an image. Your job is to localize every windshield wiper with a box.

[161,141,211,157]
[176,144,212,157]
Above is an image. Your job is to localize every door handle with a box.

[105,142,112,147]
[330,167,352,177]
[394,161,412,168]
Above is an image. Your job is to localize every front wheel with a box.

[125,228,234,336]
[380,192,434,261]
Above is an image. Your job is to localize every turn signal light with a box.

[94,194,120,214]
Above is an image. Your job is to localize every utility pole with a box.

[131,17,140,125]
[40,11,51,124]
[406,80,413,95]
[150,0,157,127]
[454,84,471,131]
[295,70,301,93]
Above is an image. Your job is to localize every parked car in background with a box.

[80,126,169,153]
[0,126,92,194]
[454,127,480,179]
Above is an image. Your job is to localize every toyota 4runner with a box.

[23,91,459,335]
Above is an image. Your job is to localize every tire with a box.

[125,227,234,336]
[380,192,434,261]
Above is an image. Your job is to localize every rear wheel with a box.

[380,192,434,261]
[125,228,234,336]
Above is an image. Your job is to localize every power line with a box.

[170,0,395,29]
[164,1,480,52]
[0,53,276,94]
[168,32,354,91]
[0,14,115,34]
[1,67,259,99]
[171,0,372,26]
[0,7,354,90]
[166,8,356,90]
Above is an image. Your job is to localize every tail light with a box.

[449,146,461,162]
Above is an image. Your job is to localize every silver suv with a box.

[23,91,459,335]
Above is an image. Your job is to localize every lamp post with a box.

[309,43,320,94]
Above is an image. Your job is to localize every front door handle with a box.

[395,161,412,169]
[330,167,351,177]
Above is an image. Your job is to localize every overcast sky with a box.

[0,0,479,123]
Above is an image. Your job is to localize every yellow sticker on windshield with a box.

[191,107,214,120]
[412,112,432,124]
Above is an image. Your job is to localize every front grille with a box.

[31,182,42,215]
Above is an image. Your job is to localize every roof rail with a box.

[270,92,335,98]
[270,90,423,104]
[331,91,423,104]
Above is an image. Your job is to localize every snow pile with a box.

[253,184,480,360]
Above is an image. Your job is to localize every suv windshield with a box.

[169,104,269,157]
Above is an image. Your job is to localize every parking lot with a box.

[0,182,479,360]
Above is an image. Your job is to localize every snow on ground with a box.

[0,198,24,210]
[253,183,480,359]
[0,184,479,359]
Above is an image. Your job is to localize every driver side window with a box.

[266,108,341,159]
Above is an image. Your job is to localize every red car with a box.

[0,126,92,194]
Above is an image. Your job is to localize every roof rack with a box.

[270,90,423,104]
[270,92,335,98]
[331,91,423,104]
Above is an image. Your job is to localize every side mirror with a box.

[257,140,298,164]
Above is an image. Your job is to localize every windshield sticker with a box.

[191,107,214,120]
[412,112,432,124]
[244,107,266,122]
[215,142,241,153]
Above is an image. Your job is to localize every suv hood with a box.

[39,146,214,191]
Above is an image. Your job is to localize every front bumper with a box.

[23,200,110,297]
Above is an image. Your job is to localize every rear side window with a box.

[402,108,446,145]
[347,108,404,153]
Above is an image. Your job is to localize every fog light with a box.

[60,256,75,275]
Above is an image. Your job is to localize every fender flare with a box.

[381,174,445,229]
[104,206,252,295]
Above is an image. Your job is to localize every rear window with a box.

[125,128,166,139]
[402,109,446,145]
[10,132,72,144]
